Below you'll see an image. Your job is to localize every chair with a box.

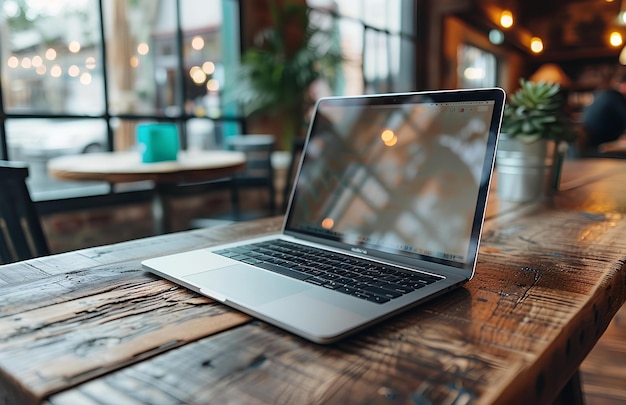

[189,135,277,228]
[226,134,277,218]
[0,161,49,264]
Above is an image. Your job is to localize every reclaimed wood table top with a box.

[2,158,626,405]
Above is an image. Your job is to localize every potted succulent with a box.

[496,79,575,202]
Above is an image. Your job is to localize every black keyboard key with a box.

[384,282,415,294]
[305,277,327,286]
[322,281,344,290]
[365,294,390,304]
[241,258,262,265]
[362,285,403,299]
[255,261,311,281]
[214,240,443,304]
[351,290,373,300]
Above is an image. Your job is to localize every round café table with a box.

[48,150,246,234]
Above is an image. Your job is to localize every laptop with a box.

[143,88,505,343]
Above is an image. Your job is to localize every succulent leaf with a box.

[501,79,575,143]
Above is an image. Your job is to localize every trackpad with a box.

[185,264,311,306]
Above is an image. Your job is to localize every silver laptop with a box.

[143,88,505,343]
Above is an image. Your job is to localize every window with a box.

[307,0,417,95]
[1,0,418,201]
[0,0,241,200]
[457,44,497,89]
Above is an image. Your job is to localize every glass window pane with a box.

[6,118,110,199]
[397,37,416,91]
[399,0,415,36]
[338,19,365,95]
[364,29,390,93]
[388,35,402,91]
[180,0,224,118]
[1,0,104,114]
[458,44,497,88]
[308,0,416,97]
[333,0,361,19]
[103,0,174,116]
[363,0,388,30]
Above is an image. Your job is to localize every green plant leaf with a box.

[502,79,574,143]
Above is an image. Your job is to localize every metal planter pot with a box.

[495,136,564,202]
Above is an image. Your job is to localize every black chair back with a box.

[0,161,50,263]
[226,135,276,216]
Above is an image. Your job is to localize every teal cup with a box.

[136,123,179,163]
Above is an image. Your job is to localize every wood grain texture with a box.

[0,218,279,405]
[581,302,626,405]
[38,208,626,405]
[2,159,626,405]
[0,264,250,404]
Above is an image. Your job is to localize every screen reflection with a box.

[287,97,496,265]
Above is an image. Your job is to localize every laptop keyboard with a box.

[213,240,441,304]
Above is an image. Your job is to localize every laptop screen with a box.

[284,89,504,272]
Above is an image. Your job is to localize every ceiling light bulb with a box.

[610,31,623,47]
[530,37,544,53]
[500,10,514,28]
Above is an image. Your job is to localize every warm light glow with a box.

[137,42,149,55]
[85,57,96,69]
[190,66,206,84]
[68,65,80,77]
[610,31,623,47]
[21,57,32,69]
[130,56,139,68]
[321,218,334,229]
[387,136,398,146]
[529,63,571,86]
[464,67,486,80]
[7,56,19,68]
[35,65,46,75]
[31,55,43,67]
[68,41,81,53]
[50,64,62,78]
[80,72,92,85]
[381,129,395,143]
[45,48,57,60]
[530,37,544,53]
[620,11,626,25]
[206,79,220,91]
[191,36,205,50]
[202,61,215,74]
[500,10,513,28]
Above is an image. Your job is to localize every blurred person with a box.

[580,72,626,156]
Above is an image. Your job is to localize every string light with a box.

[137,43,149,56]
[530,37,544,53]
[191,36,205,50]
[610,31,623,47]
[500,10,514,28]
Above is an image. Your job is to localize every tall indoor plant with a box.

[234,1,342,150]
[497,79,575,202]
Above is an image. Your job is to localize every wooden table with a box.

[3,158,626,405]
[48,150,246,234]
